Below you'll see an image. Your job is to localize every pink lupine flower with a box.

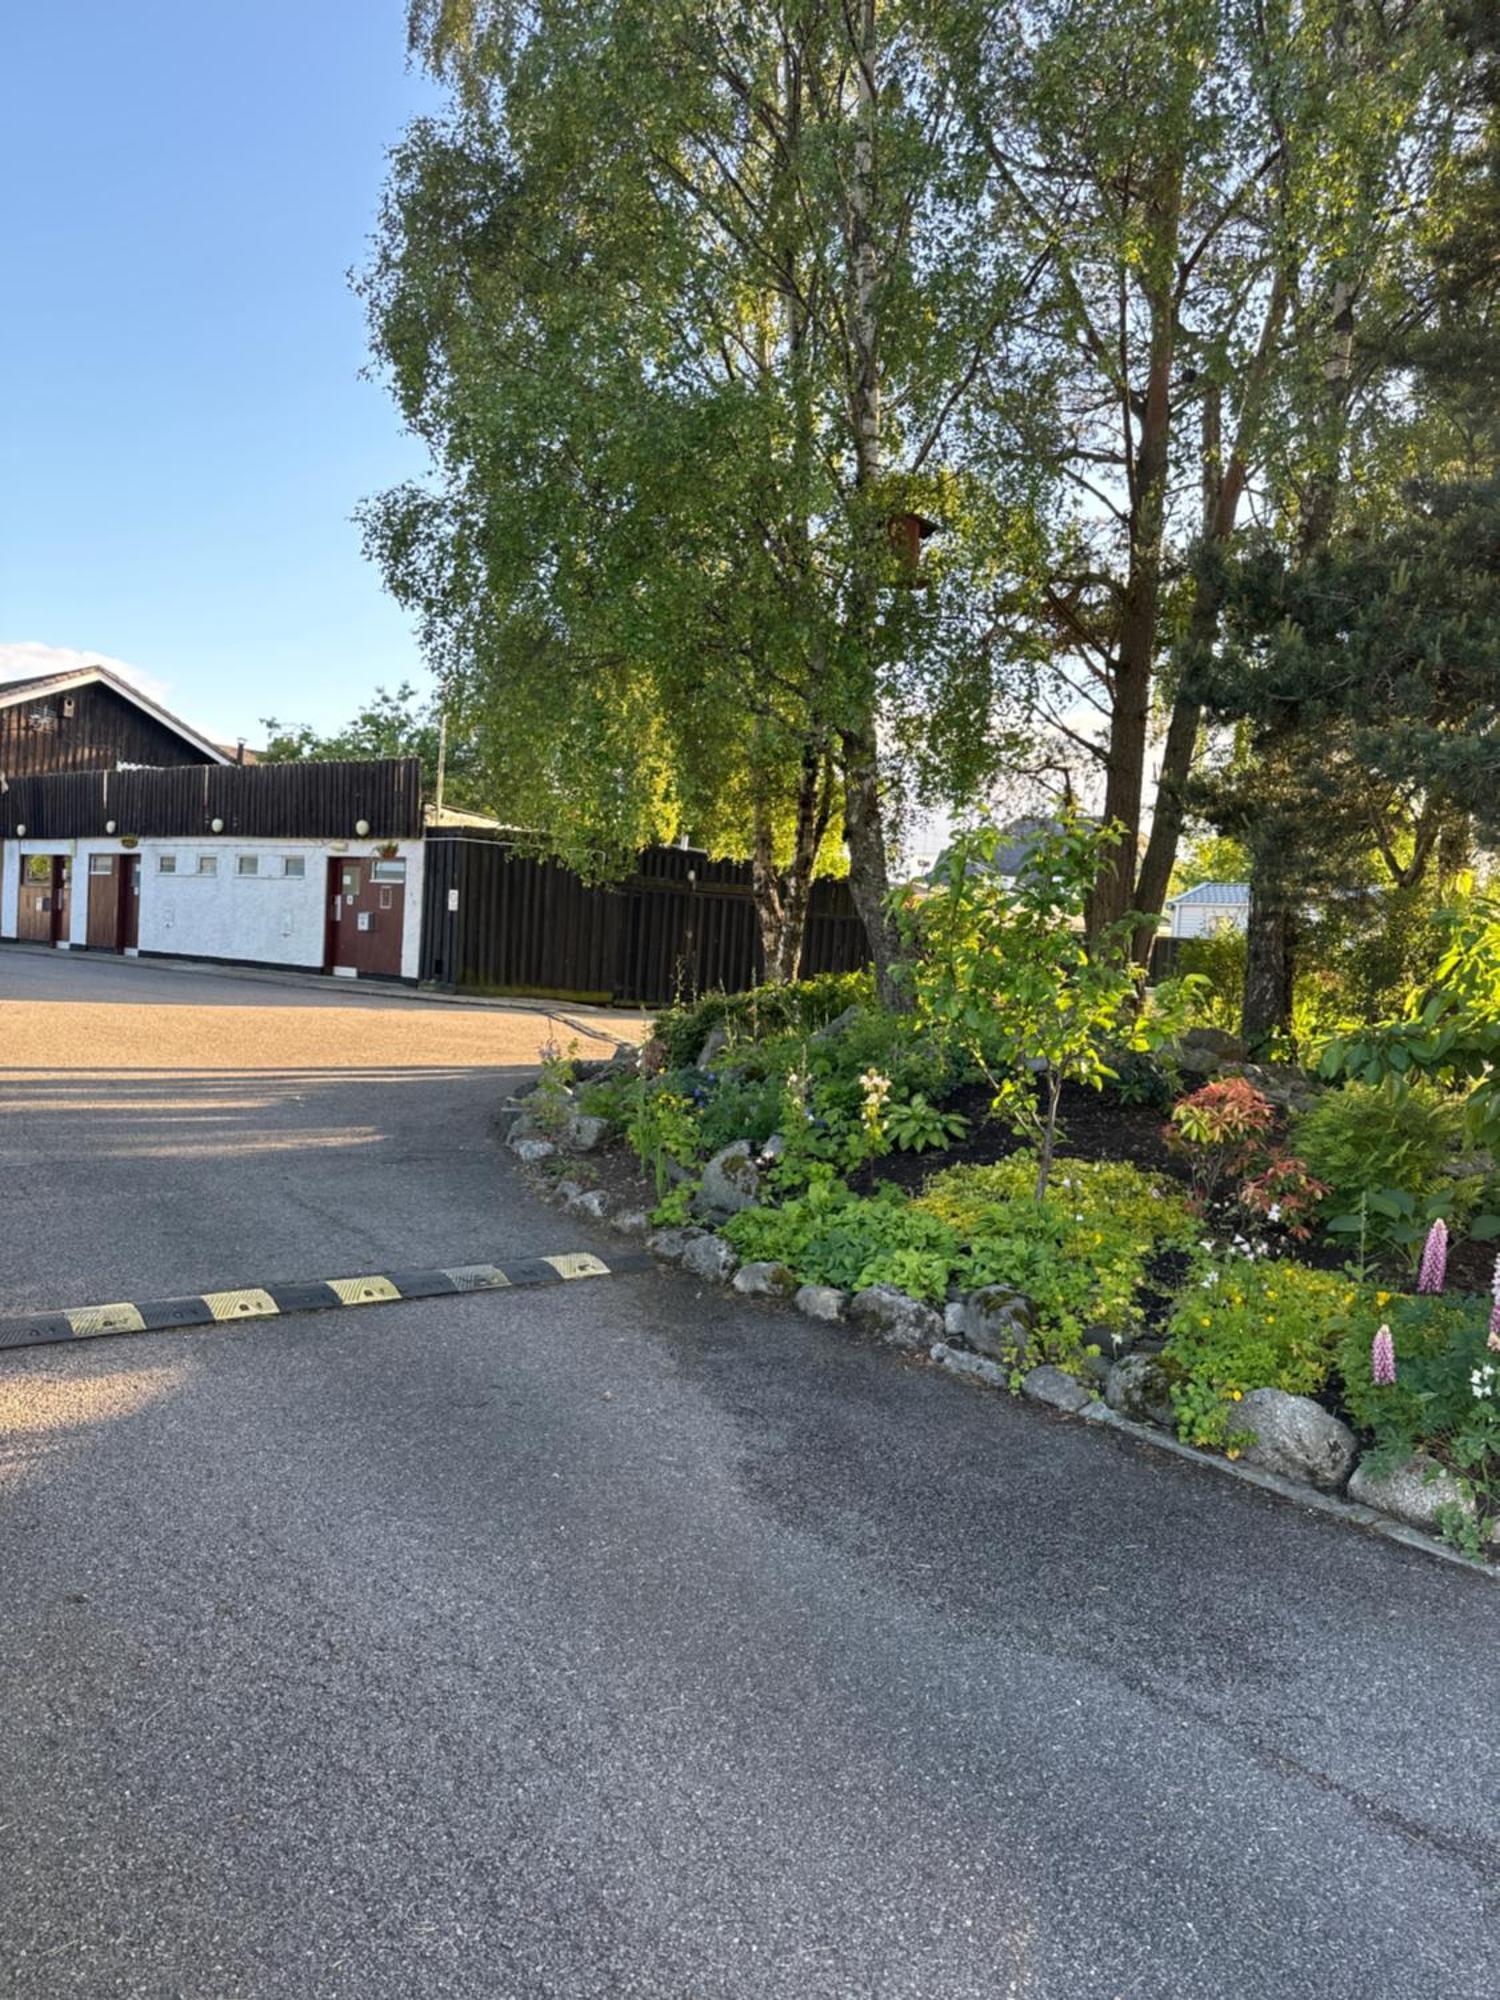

[1489,1254,1500,1354]
[1417,1217,1448,1294]
[1372,1324,1397,1386]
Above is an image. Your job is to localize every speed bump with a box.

[0,1251,651,1359]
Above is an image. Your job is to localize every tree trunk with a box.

[839,0,906,1009]
[1240,279,1356,1041]
[1133,270,1290,959]
[1242,870,1295,1051]
[842,722,906,1008]
[1089,154,1184,938]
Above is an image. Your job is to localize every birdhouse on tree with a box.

[887,509,941,587]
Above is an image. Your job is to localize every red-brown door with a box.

[326,857,405,977]
[87,855,119,948]
[121,855,141,950]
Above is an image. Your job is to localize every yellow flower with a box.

[1200,1316,1211,1327]
[1227,1448,1241,1460]
[1231,1390,1243,1402]
[1376,1291,1390,1306]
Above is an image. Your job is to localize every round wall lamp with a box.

[210,817,225,834]
[355,818,371,837]
[14,823,25,837]
[105,819,117,835]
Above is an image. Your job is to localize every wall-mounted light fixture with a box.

[104,819,117,835]
[355,819,371,837]
[210,817,225,834]
[14,822,25,836]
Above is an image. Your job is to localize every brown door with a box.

[17,856,53,941]
[17,856,69,944]
[121,855,141,950]
[87,855,119,948]
[326,857,404,977]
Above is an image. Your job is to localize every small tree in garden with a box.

[905,817,1187,1199]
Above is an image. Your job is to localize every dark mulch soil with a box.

[851,1079,1186,1199]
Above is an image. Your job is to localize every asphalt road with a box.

[1,948,1497,1999]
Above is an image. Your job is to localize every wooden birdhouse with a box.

[887,510,940,587]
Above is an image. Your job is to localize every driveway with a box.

[0,949,1496,1999]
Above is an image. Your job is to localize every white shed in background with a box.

[1166,881,1251,939]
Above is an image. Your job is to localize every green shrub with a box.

[694,1070,785,1152]
[1175,927,1246,1033]
[1162,1257,1359,1446]
[917,1154,1197,1355]
[1293,1080,1464,1215]
[653,971,873,1069]
[723,1174,961,1304]
[1335,1289,1500,1546]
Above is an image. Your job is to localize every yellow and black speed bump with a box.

[0,1251,651,1358]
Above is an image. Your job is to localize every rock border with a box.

[508,1086,1498,1581]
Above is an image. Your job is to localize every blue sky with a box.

[1,2,443,744]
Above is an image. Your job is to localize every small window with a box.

[283,856,306,880]
[157,853,177,875]
[370,858,406,883]
[237,855,259,877]
[196,855,218,877]
[89,854,114,875]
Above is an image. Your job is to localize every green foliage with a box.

[883,1093,969,1153]
[1105,1048,1181,1111]
[1336,1290,1500,1541]
[527,1041,580,1137]
[1163,1258,1358,1447]
[906,816,1195,1196]
[260,681,489,810]
[723,1174,961,1305]
[1175,928,1247,1034]
[1322,899,1500,1152]
[624,1087,700,1199]
[693,1071,785,1154]
[1293,1081,1465,1217]
[653,973,872,1072]
[916,1154,1196,1355]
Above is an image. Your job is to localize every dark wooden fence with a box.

[420,833,869,1006]
[0,759,425,842]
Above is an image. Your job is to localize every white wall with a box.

[1170,902,1249,940]
[4,836,426,979]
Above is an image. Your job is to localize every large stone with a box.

[1234,1388,1356,1492]
[697,1023,731,1068]
[681,1233,739,1285]
[930,1343,1009,1391]
[958,1286,1035,1366]
[610,1209,652,1239]
[565,1187,614,1223]
[810,1004,863,1043]
[509,1135,557,1165]
[647,1226,703,1265]
[1104,1353,1176,1430]
[849,1285,944,1352]
[1172,1026,1248,1076]
[1021,1365,1093,1414]
[795,1284,846,1323]
[563,1112,611,1154]
[732,1260,797,1299]
[1349,1454,1476,1536]
[693,1141,762,1221]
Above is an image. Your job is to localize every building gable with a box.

[0,670,229,779]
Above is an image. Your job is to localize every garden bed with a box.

[503,905,1500,1564]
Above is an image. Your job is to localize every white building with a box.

[1165,880,1251,938]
